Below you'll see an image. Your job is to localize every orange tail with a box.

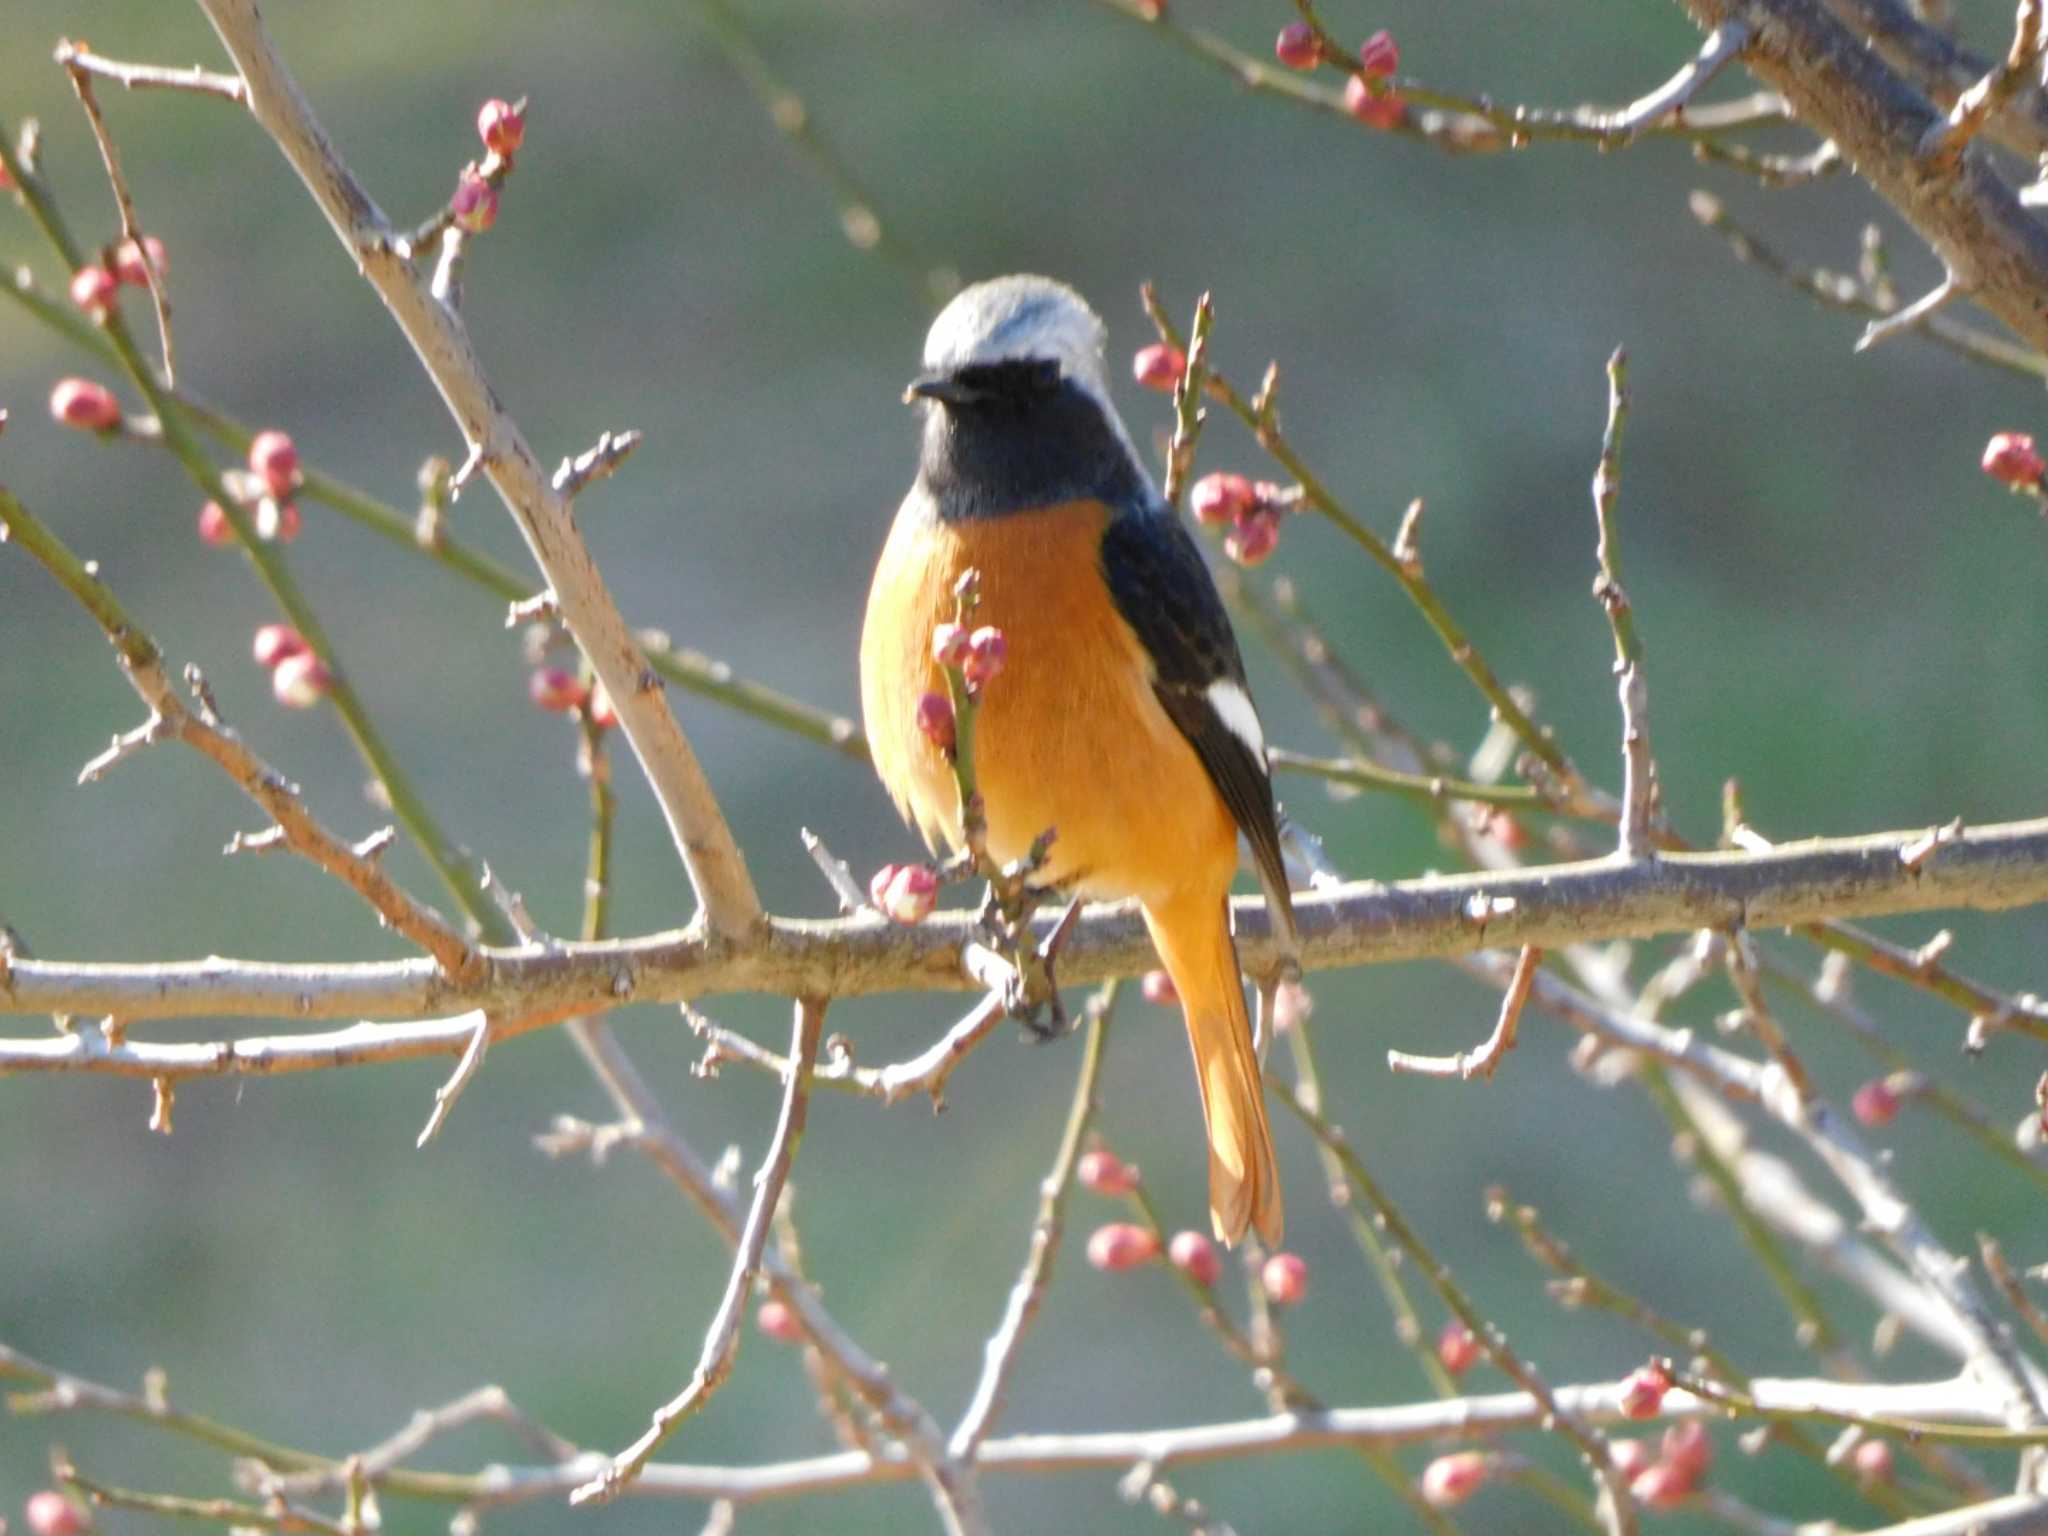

[1142,889,1283,1247]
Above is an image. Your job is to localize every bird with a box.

[859,274,1299,1245]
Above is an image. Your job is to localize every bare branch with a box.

[1387,944,1541,1079]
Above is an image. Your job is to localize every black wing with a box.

[1100,506,1299,952]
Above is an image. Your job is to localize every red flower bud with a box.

[1343,73,1406,128]
[256,498,302,543]
[477,98,526,157]
[1140,969,1179,1006]
[1630,1460,1695,1509]
[25,1491,89,1536]
[252,623,309,669]
[1189,471,1255,527]
[1085,1221,1160,1272]
[931,620,971,668]
[1077,1148,1139,1196]
[1607,1438,1652,1479]
[1618,1361,1672,1420]
[0,159,14,192]
[50,377,122,432]
[1852,1438,1894,1483]
[1419,1451,1489,1508]
[113,235,169,286]
[587,682,619,729]
[1436,1321,1480,1375]
[1852,1077,1900,1127]
[452,167,498,233]
[69,264,119,316]
[756,1298,803,1344]
[528,666,585,712]
[1274,21,1320,69]
[1224,510,1280,567]
[869,862,939,925]
[1357,28,1400,78]
[1660,1419,1713,1484]
[197,500,236,546]
[1260,1251,1309,1306]
[963,625,1008,689]
[248,430,301,497]
[1132,343,1186,392]
[272,650,332,709]
[1168,1229,1221,1287]
[915,689,956,751]
[1982,431,2045,487]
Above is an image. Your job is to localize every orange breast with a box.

[859,493,1237,907]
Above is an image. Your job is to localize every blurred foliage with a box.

[4,2,2047,1533]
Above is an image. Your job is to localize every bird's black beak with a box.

[904,372,981,407]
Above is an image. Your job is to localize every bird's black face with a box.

[910,356,1149,522]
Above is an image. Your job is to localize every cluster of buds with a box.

[1188,470,1294,567]
[449,98,525,235]
[66,236,169,322]
[1612,1419,1713,1509]
[48,377,122,433]
[252,623,331,709]
[868,861,938,925]
[1273,22,1404,127]
[201,430,306,545]
[933,620,1008,694]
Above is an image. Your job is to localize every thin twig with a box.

[1387,944,1541,1079]
[1589,348,1657,858]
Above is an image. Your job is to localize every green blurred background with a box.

[5,3,2046,1532]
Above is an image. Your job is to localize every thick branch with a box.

[194,0,763,939]
[5,816,2045,1031]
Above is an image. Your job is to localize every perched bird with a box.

[860,275,1298,1244]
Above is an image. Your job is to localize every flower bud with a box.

[1168,1229,1221,1287]
[50,377,121,432]
[869,862,938,925]
[756,1298,803,1344]
[1618,1361,1672,1419]
[1982,431,2045,487]
[1274,21,1320,69]
[113,235,169,286]
[197,500,235,546]
[1419,1452,1489,1508]
[931,620,971,668]
[1852,1077,1900,1127]
[1189,471,1255,527]
[25,1491,89,1536]
[1357,28,1399,78]
[586,682,619,729]
[255,499,302,543]
[1224,510,1280,567]
[477,98,526,157]
[528,666,584,712]
[248,430,301,497]
[1343,73,1406,128]
[69,264,119,316]
[252,623,309,669]
[1132,343,1185,392]
[1607,1438,1652,1479]
[1085,1222,1160,1272]
[1630,1460,1694,1509]
[1260,1251,1309,1305]
[915,690,956,751]
[1140,969,1179,1006]
[1436,1321,1480,1375]
[1660,1419,1712,1484]
[1077,1148,1138,1196]
[963,626,1008,689]
[1852,1437,1894,1483]
[452,167,498,232]
[272,650,332,709]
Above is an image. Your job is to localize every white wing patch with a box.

[1205,680,1267,767]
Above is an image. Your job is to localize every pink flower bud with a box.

[1274,21,1320,70]
[25,1491,89,1536]
[272,650,332,709]
[1189,471,1255,527]
[69,264,119,316]
[197,500,235,546]
[756,1298,803,1344]
[1630,1460,1695,1509]
[1419,1451,1489,1508]
[1982,431,2044,487]
[1140,969,1179,1007]
[248,430,301,497]
[452,167,498,233]
[586,682,619,729]
[1085,1222,1160,1272]
[915,690,956,751]
[1608,1438,1652,1479]
[50,377,121,431]
[1357,28,1399,78]
[0,158,14,192]
[1272,980,1313,1033]
[1852,1077,1900,1127]
[255,499,302,543]
[528,666,584,712]
[1260,1251,1309,1306]
[1618,1362,1672,1419]
[1343,73,1406,129]
[1132,343,1185,392]
[253,623,309,669]
[477,98,526,157]
[963,626,1008,689]
[1660,1419,1713,1484]
[113,235,169,286]
[1852,1438,1894,1483]
[1436,1321,1480,1375]
[1077,1148,1139,1196]
[931,620,971,668]
[1224,510,1280,567]
[1168,1230,1221,1287]
[869,862,938,925]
